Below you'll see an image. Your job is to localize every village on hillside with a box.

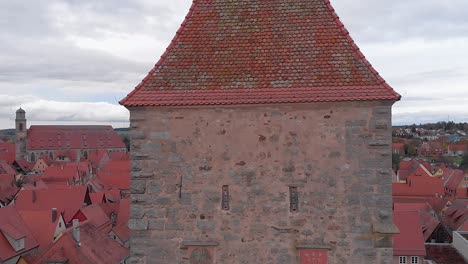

[0,109,130,263]
[392,123,468,263]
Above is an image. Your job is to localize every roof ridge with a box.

[119,0,198,105]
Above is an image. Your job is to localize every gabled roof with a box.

[24,222,129,264]
[14,186,90,223]
[97,160,130,190]
[393,210,426,256]
[27,126,125,150]
[120,0,400,107]
[42,165,80,183]
[0,206,39,261]
[0,174,19,205]
[0,142,15,164]
[0,160,17,176]
[14,159,34,172]
[393,175,445,197]
[108,152,129,161]
[443,169,464,192]
[443,199,468,231]
[394,202,440,242]
[77,204,111,230]
[18,210,64,249]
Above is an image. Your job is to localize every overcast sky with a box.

[0,0,467,129]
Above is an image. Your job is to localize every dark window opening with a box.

[222,185,230,211]
[290,186,298,212]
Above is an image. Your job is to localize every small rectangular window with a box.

[221,185,229,211]
[290,186,298,212]
[399,256,407,264]
[411,256,418,264]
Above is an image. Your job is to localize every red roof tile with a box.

[393,175,445,197]
[0,160,17,176]
[0,174,19,204]
[97,160,130,190]
[443,199,468,231]
[120,0,400,107]
[116,199,130,227]
[0,206,39,262]
[394,202,440,241]
[0,142,15,164]
[443,169,464,193]
[425,245,467,264]
[14,186,91,223]
[393,210,426,256]
[18,210,65,249]
[27,126,125,150]
[89,192,106,204]
[75,204,111,230]
[42,165,80,184]
[25,222,129,264]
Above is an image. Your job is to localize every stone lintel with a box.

[181,241,219,249]
[372,222,400,234]
[296,244,331,250]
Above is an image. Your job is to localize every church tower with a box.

[15,107,27,160]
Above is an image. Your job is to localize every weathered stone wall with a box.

[128,101,395,264]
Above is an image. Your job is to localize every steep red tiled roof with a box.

[116,199,130,227]
[394,202,440,242]
[27,126,125,150]
[443,169,464,193]
[76,204,111,230]
[393,210,426,257]
[120,0,400,107]
[43,165,80,184]
[443,199,468,231]
[0,142,15,164]
[14,186,90,223]
[0,206,39,262]
[426,245,467,264]
[0,174,18,205]
[112,223,130,243]
[18,210,64,249]
[97,160,130,190]
[15,159,34,172]
[25,222,129,264]
[89,192,106,204]
[0,160,17,176]
[393,175,445,197]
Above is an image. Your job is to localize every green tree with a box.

[392,154,401,171]
[460,154,468,172]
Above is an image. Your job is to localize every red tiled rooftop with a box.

[120,0,400,107]
[0,206,39,262]
[393,175,445,197]
[97,160,130,190]
[14,186,90,223]
[24,222,129,264]
[0,142,15,164]
[18,210,64,249]
[27,125,125,150]
[77,204,111,230]
[0,174,19,204]
[393,210,426,256]
[394,202,440,241]
[425,245,467,264]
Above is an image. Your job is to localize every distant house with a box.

[13,186,91,224]
[393,175,445,198]
[447,144,467,157]
[0,141,16,164]
[0,206,39,264]
[392,143,405,156]
[18,209,66,249]
[24,221,129,264]
[14,108,127,163]
[419,141,444,157]
[31,155,53,174]
[393,211,426,264]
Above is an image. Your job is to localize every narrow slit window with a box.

[222,185,229,211]
[290,186,298,212]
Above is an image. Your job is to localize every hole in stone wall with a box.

[290,186,298,212]
[222,185,230,211]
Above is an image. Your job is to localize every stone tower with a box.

[15,107,27,160]
[121,0,401,263]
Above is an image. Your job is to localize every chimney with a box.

[52,208,57,223]
[72,219,81,247]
